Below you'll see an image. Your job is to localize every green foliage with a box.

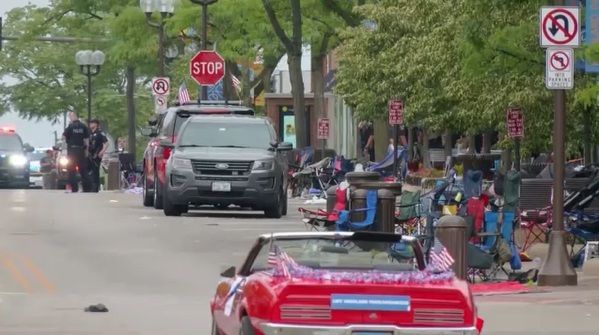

[334,0,598,157]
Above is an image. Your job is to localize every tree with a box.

[261,0,307,147]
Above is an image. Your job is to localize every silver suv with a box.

[161,115,292,217]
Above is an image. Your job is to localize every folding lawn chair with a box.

[336,190,378,231]
[299,186,348,231]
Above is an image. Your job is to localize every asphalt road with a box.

[0,189,597,335]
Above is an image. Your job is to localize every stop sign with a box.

[189,50,225,86]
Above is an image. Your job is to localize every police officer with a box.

[88,118,108,192]
[62,111,91,192]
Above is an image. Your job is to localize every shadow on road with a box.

[182,207,269,219]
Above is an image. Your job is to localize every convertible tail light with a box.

[279,304,331,320]
[413,308,465,325]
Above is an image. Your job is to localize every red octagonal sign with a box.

[189,50,225,86]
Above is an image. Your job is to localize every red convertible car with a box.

[210,231,483,335]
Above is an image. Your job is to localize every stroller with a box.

[288,147,315,197]
[366,147,408,179]
[119,153,139,189]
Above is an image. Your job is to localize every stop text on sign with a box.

[191,62,224,76]
[189,50,225,86]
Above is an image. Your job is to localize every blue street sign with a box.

[207,79,224,100]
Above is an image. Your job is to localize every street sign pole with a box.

[388,99,404,180]
[393,124,400,178]
[537,0,578,286]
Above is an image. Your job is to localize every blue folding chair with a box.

[336,190,378,231]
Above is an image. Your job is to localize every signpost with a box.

[189,50,225,87]
[538,3,579,287]
[154,95,167,113]
[151,77,170,113]
[546,48,574,89]
[317,118,330,159]
[388,99,404,179]
[507,107,524,170]
[151,77,170,96]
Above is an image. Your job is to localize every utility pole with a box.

[191,0,218,102]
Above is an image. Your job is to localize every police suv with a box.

[0,127,33,188]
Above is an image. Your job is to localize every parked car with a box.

[161,115,292,217]
[210,232,483,335]
[0,127,32,188]
[141,101,255,209]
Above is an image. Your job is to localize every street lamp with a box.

[75,50,105,124]
[190,0,218,101]
[140,0,175,77]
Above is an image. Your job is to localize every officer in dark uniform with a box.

[62,111,91,192]
[88,118,108,192]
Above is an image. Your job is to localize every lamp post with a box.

[190,0,218,101]
[140,0,175,77]
[75,50,105,124]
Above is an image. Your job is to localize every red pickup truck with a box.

[142,102,254,208]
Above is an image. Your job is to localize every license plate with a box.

[211,181,231,192]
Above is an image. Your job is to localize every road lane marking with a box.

[0,252,33,294]
[14,254,56,294]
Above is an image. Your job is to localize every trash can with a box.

[326,185,338,214]
[346,171,381,190]
[349,188,369,222]
[375,188,395,233]
[435,215,468,279]
[42,172,57,189]
[106,160,120,190]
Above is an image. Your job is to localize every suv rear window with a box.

[0,134,23,151]
[159,107,254,139]
[179,121,272,149]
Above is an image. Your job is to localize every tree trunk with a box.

[467,134,476,154]
[126,66,136,161]
[288,54,307,148]
[443,129,453,158]
[422,128,431,168]
[584,106,592,165]
[482,132,492,153]
[407,127,414,160]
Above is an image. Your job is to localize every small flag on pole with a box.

[231,74,242,92]
[428,238,455,272]
[178,83,191,104]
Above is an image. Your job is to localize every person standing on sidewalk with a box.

[88,118,108,192]
[62,111,91,192]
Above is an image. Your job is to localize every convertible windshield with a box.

[252,238,418,273]
[179,121,272,149]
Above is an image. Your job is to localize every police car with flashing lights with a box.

[0,127,33,188]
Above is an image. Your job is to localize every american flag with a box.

[267,250,278,266]
[178,83,191,104]
[231,74,242,92]
[429,238,455,272]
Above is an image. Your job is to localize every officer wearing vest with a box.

[88,118,108,192]
[62,111,91,192]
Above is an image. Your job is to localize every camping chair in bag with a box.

[395,190,422,235]
[336,190,378,231]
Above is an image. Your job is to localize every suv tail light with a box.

[162,147,172,160]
